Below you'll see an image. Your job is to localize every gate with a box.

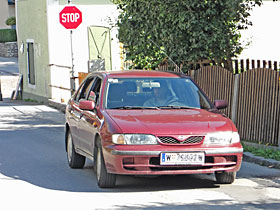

[87,26,112,71]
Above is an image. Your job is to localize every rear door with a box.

[68,81,86,149]
[78,76,103,156]
[70,77,95,150]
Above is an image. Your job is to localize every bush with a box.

[0,29,17,43]
[6,16,16,26]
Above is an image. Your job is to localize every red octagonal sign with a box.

[59,6,82,29]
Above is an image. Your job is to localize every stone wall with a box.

[0,42,18,57]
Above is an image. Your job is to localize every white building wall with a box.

[0,0,13,29]
[47,1,120,102]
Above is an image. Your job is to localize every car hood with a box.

[105,109,234,135]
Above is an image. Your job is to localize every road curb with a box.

[243,152,280,169]
[48,99,66,113]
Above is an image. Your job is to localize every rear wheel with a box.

[215,171,236,184]
[95,140,116,188]
[66,131,85,168]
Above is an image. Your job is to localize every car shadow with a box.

[72,160,221,192]
[0,125,221,193]
[113,173,220,192]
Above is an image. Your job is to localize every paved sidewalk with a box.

[0,56,19,100]
[0,99,65,126]
[0,56,19,75]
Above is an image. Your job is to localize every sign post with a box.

[59,6,82,95]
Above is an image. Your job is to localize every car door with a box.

[69,77,95,151]
[78,76,103,157]
[67,81,87,150]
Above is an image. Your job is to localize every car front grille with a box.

[158,136,204,145]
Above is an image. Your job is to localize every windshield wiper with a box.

[157,105,196,109]
[111,106,160,110]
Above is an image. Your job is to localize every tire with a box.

[95,140,116,188]
[215,171,236,184]
[66,130,85,169]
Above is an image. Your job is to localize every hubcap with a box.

[67,133,73,163]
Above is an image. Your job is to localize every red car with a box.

[65,70,243,188]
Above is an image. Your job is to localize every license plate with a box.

[160,152,205,165]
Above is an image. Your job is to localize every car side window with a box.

[73,81,86,102]
[88,77,102,106]
[75,78,95,102]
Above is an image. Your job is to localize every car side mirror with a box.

[79,100,95,110]
[214,100,228,110]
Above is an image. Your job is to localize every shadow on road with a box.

[0,123,221,193]
[0,101,279,194]
[114,200,280,210]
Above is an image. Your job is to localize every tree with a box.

[112,0,262,71]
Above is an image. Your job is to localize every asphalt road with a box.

[0,100,280,210]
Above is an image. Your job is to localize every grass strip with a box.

[242,142,280,161]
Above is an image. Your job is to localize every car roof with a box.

[91,70,185,78]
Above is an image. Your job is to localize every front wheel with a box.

[215,171,236,184]
[95,140,116,188]
[66,130,85,169]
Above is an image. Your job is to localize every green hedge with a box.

[0,29,17,43]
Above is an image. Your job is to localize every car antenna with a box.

[148,38,181,72]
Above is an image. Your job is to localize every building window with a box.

[27,41,35,85]
[8,0,15,5]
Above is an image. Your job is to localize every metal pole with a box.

[0,75,3,101]
[278,74,280,149]
[68,0,75,96]
[231,74,240,124]
[70,30,75,95]
[278,117,280,149]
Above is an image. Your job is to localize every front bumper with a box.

[104,146,243,175]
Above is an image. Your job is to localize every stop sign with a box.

[59,6,82,29]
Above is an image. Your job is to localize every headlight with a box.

[112,134,158,145]
[203,132,240,146]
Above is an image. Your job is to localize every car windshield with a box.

[105,77,211,109]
